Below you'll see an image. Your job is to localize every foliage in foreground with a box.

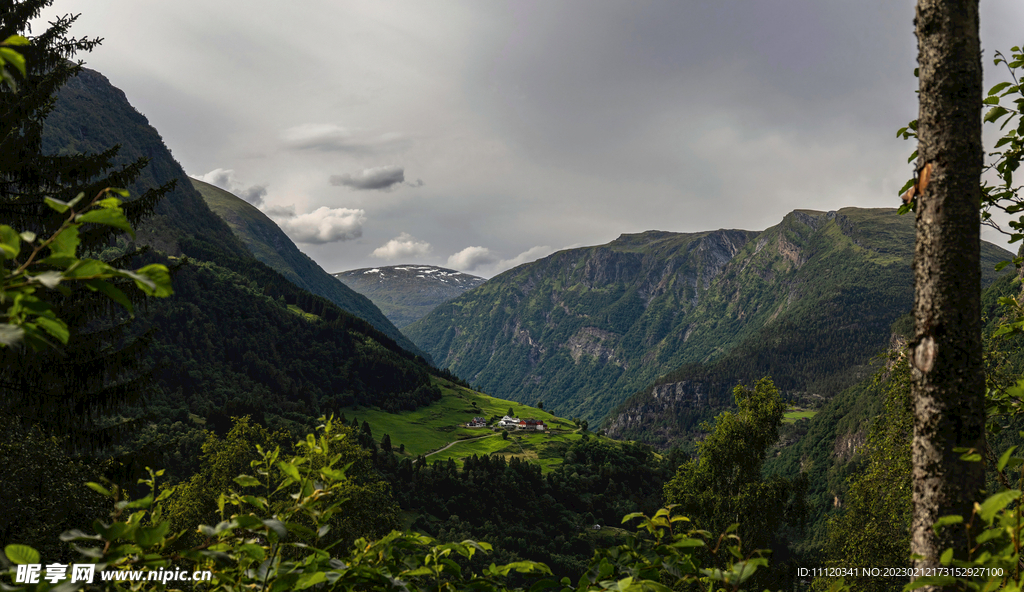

[0,417,775,592]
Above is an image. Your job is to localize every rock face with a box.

[333,265,486,328]
[405,228,760,422]
[602,209,1011,447]
[408,207,1013,428]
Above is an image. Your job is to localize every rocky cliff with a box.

[409,207,1012,426]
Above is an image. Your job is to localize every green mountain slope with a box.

[407,208,1013,425]
[42,69,251,261]
[40,68,442,434]
[602,210,1011,446]
[334,265,486,327]
[190,178,429,360]
[404,228,758,422]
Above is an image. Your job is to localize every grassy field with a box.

[338,377,615,473]
[783,408,818,424]
[339,377,577,456]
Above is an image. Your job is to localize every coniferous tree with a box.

[0,1,172,447]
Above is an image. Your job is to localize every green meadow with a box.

[339,377,614,472]
[783,408,818,424]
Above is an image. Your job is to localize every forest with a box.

[4,1,1024,591]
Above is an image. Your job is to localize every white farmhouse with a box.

[497,415,519,428]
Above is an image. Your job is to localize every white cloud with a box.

[447,245,554,275]
[495,246,555,273]
[193,168,268,206]
[330,165,406,191]
[372,232,432,260]
[282,123,407,153]
[447,246,499,271]
[274,206,367,244]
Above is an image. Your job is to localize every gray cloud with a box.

[262,204,296,218]
[193,168,267,206]
[330,165,406,191]
[281,123,407,153]
[63,1,1024,275]
[273,206,367,244]
[371,232,432,260]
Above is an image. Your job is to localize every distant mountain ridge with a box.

[40,67,444,431]
[334,265,486,327]
[190,178,429,360]
[405,208,1013,427]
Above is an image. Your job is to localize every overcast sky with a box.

[34,1,1024,277]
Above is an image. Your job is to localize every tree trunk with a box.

[911,1,985,589]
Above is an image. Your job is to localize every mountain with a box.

[405,208,1013,426]
[333,265,486,327]
[41,69,251,262]
[39,68,445,435]
[190,178,429,360]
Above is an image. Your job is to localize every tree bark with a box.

[911,1,985,589]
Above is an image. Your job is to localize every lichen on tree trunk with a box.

[910,1,986,589]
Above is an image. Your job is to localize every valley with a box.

[4,10,1024,590]
[403,207,1012,436]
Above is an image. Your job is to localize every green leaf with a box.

[0,47,25,77]
[931,515,963,535]
[270,574,300,592]
[132,264,173,297]
[134,521,170,547]
[95,521,131,541]
[907,149,918,163]
[76,207,134,238]
[983,96,1002,105]
[234,515,263,529]
[34,316,69,344]
[990,81,1013,95]
[2,34,29,47]
[85,482,113,497]
[48,225,80,259]
[262,518,287,538]
[4,544,40,565]
[985,106,1010,124]
[64,259,109,279]
[234,475,262,488]
[126,493,154,509]
[997,446,1018,471]
[939,548,953,565]
[85,279,133,315]
[239,543,265,560]
[0,225,21,259]
[979,490,1021,522]
[44,196,70,213]
[277,461,301,482]
[295,571,326,590]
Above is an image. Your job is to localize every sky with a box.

[32,1,1024,277]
